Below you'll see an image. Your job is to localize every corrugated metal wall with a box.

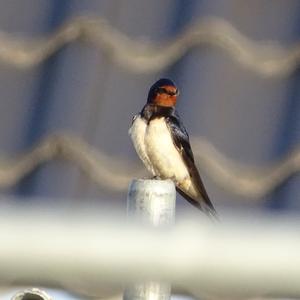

[0,0,298,215]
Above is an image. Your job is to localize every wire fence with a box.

[0,133,298,199]
[0,16,299,77]
[0,16,297,200]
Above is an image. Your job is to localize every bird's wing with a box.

[166,114,217,216]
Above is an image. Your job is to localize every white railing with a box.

[0,195,299,299]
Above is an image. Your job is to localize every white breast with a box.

[129,115,155,175]
[144,118,190,185]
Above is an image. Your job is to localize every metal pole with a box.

[123,179,176,300]
[12,288,52,300]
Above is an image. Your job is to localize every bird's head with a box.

[147,78,179,107]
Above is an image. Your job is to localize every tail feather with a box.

[176,187,218,220]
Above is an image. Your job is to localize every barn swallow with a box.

[129,78,216,217]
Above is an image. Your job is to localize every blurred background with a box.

[0,0,299,299]
[0,0,298,213]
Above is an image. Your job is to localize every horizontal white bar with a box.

[0,206,299,299]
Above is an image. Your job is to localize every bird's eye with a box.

[156,87,167,94]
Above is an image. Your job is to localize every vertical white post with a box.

[123,179,176,300]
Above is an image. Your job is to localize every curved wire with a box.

[0,133,298,199]
[0,16,299,77]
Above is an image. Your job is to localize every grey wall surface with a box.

[0,0,298,215]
